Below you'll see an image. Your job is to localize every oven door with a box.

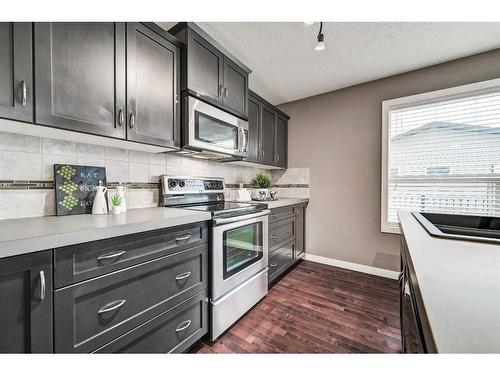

[187,96,248,158]
[212,211,269,300]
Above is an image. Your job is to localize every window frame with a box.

[381,77,500,234]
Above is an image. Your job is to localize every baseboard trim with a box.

[304,254,399,280]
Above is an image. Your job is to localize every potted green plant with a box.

[250,172,272,200]
[110,193,123,215]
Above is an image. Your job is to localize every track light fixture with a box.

[315,22,325,51]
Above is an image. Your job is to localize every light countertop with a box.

[237,198,309,209]
[0,208,212,259]
[399,211,500,353]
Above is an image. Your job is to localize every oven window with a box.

[223,222,264,280]
[195,112,238,151]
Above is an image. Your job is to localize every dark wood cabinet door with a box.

[187,29,224,103]
[0,251,53,353]
[275,115,288,168]
[247,95,261,161]
[260,104,276,165]
[126,23,180,148]
[223,57,248,117]
[34,23,126,138]
[295,205,306,258]
[0,23,33,122]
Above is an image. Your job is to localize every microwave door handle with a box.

[238,127,244,152]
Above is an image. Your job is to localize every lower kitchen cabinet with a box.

[94,290,208,353]
[268,203,308,285]
[0,251,53,353]
[0,220,210,354]
[54,243,208,353]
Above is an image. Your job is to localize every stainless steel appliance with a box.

[172,96,249,160]
[160,175,269,341]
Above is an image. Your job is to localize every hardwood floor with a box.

[192,260,401,353]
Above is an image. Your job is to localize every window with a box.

[381,78,500,233]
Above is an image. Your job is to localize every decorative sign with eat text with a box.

[54,164,107,216]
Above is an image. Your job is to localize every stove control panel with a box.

[161,175,225,194]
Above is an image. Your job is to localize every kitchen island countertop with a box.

[399,211,500,353]
[0,207,212,259]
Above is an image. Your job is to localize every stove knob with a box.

[168,179,177,188]
[218,181,223,189]
[211,181,218,189]
[179,181,186,188]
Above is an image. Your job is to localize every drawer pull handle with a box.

[39,271,46,302]
[98,299,127,314]
[97,251,126,261]
[270,234,279,239]
[270,263,278,267]
[175,271,192,281]
[175,319,192,332]
[175,234,192,242]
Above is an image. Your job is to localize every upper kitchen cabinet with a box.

[245,90,290,169]
[261,104,277,166]
[0,251,53,353]
[34,23,127,139]
[247,95,261,161]
[126,23,181,148]
[169,22,251,119]
[275,114,288,169]
[0,23,33,122]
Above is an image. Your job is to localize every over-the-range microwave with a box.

[170,96,249,160]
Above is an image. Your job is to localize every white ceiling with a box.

[159,22,500,105]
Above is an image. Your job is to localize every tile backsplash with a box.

[0,132,309,220]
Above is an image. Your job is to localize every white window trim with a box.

[381,77,500,234]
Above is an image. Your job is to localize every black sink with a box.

[412,211,500,244]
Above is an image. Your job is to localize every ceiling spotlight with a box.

[304,22,314,25]
[315,22,325,51]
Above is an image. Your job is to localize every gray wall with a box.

[278,48,500,272]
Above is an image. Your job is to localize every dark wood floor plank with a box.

[191,260,401,354]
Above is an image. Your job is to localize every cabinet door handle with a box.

[129,112,135,129]
[270,263,278,267]
[219,84,224,97]
[21,80,27,107]
[39,271,46,302]
[275,153,280,162]
[97,251,126,261]
[223,87,229,99]
[175,319,192,332]
[98,299,127,314]
[287,252,293,258]
[175,234,192,242]
[175,271,192,281]
[175,94,179,104]
[118,109,124,127]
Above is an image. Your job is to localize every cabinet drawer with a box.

[94,290,208,353]
[54,222,208,288]
[268,240,295,282]
[269,217,295,252]
[54,243,208,353]
[269,205,296,224]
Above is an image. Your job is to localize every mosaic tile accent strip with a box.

[0,180,160,191]
[225,183,309,189]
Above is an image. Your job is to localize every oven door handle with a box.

[213,210,270,226]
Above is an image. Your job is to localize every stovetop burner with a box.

[182,201,268,218]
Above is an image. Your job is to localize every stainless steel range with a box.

[160,175,269,341]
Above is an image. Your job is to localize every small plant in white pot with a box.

[110,193,123,215]
[250,172,272,200]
